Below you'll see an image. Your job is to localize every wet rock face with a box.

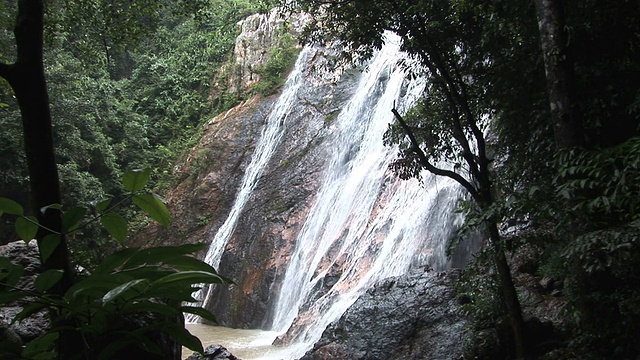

[301,269,468,360]
[204,50,359,328]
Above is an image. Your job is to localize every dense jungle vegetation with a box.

[0,0,639,358]
[0,0,275,263]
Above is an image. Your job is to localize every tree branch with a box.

[391,108,481,202]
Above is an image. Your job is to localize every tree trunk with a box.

[489,222,526,358]
[0,1,78,357]
[533,0,583,149]
[5,0,75,294]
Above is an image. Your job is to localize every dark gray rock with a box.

[186,344,240,360]
[301,269,467,360]
[0,240,49,343]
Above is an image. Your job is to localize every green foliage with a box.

[196,214,212,227]
[555,137,640,227]
[0,169,231,359]
[1,0,281,247]
[253,31,300,96]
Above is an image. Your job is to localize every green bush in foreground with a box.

[0,169,231,359]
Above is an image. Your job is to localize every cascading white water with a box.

[267,34,464,358]
[187,48,312,321]
[189,32,466,358]
[202,47,311,271]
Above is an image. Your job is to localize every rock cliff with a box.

[135,9,359,329]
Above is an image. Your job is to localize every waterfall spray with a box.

[267,34,464,357]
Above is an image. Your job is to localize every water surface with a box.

[183,324,302,360]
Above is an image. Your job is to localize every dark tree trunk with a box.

[533,0,583,149]
[0,2,77,357]
[489,222,526,358]
[2,0,75,294]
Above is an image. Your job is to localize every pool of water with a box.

[182,324,307,360]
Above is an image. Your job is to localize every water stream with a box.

[190,34,464,358]
[186,48,313,322]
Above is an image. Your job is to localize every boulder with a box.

[0,240,49,343]
[186,344,240,360]
[301,269,467,360]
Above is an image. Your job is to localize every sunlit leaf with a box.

[93,248,140,274]
[16,216,39,241]
[40,234,61,263]
[100,212,128,244]
[132,193,170,227]
[92,198,113,213]
[153,271,227,286]
[102,279,149,304]
[0,198,24,217]
[122,168,151,192]
[40,203,62,214]
[62,207,87,233]
[34,269,64,293]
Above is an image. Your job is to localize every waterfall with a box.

[187,48,312,320]
[202,48,311,271]
[191,32,466,358]
[267,34,464,357]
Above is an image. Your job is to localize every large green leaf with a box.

[40,204,62,215]
[13,302,48,323]
[65,273,133,304]
[122,168,151,192]
[100,212,128,244]
[161,322,204,354]
[0,257,24,288]
[62,206,87,233]
[0,198,23,217]
[93,248,140,274]
[15,216,39,241]
[153,271,227,286]
[132,193,170,227]
[0,290,29,305]
[161,255,219,272]
[102,279,150,304]
[121,244,206,269]
[122,301,180,317]
[22,332,58,360]
[34,269,64,293]
[40,234,61,264]
[180,306,218,323]
[91,197,113,213]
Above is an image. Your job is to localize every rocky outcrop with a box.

[0,240,49,343]
[231,8,308,93]
[197,50,359,328]
[211,8,309,100]
[300,269,468,360]
[185,344,239,360]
